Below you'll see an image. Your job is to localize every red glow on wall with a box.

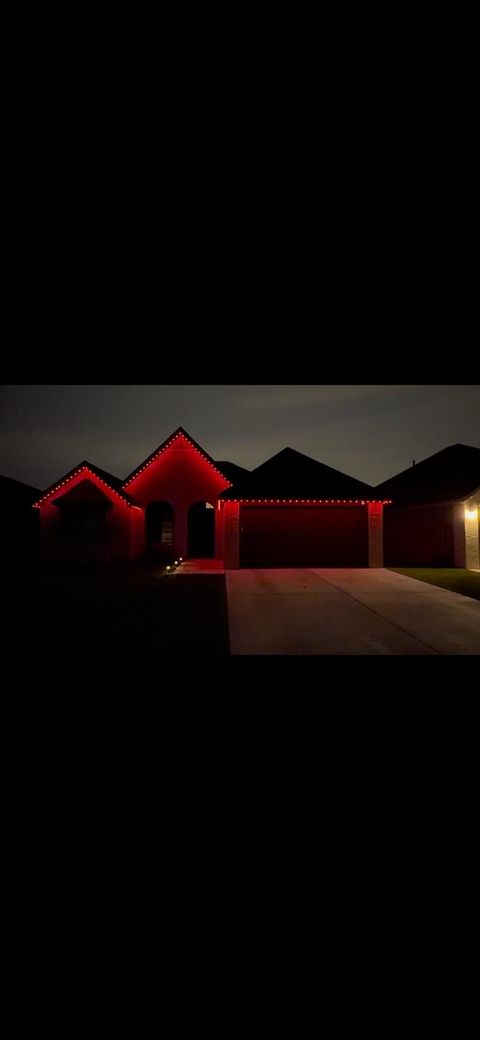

[123,431,232,490]
[120,432,232,528]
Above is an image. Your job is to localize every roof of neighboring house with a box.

[0,475,41,506]
[33,462,141,509]
[376,444,480,505]
[122,427,233,488]
[220,447,377,501]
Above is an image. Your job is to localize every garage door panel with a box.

[240,507,368,568]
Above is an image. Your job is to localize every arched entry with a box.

[146,501,174,558]
[188,502,215,558]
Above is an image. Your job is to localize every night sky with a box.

[1,385,479,491]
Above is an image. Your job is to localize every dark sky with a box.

[1,384,479,490]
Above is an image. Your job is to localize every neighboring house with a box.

[376,444,480,570]
[28,429,479,569]
[0,475,40,563]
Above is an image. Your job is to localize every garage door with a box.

[240,506,369,568]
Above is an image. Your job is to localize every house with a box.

[376,444,480,570]
[29,429,479,569]
[0,475,41,564]
[31,428,389,567]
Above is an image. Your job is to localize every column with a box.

[215,501,225,562]
[224,502,240,569]
[368,503,384,568]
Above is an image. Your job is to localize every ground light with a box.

[164,560,183,576]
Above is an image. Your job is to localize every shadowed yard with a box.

[389,568,480,602]
[1,565,230,656]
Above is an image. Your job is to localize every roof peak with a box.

[376,442,480,503]
[222,444,375,499]
[122,428,233,488]
[33,461,141,509]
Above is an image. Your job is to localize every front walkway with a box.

[177,558,225,574]
[226,569,480,655]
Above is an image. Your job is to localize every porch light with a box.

[466,507,477,520]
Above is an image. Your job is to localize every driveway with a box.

[226,569,480,655]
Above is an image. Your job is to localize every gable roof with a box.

[33,462,141,509]
[376,444,480,505]
[220,447,381,501]
[122,427,232,488]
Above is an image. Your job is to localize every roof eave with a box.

[33,463,142,510]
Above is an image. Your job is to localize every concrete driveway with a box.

[226,569,480,655]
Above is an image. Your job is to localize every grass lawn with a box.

[389,568,480,602]
[1,563,230,656]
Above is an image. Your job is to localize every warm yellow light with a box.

[466,508,477,520]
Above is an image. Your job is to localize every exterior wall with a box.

[384,502,456,567]
[130,507,146,561]
[215,501,226,562]
[463,497,480,570]
[125,438,230,560]
[452,502,467,568]
[39,493,142,564]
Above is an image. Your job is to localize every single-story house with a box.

[28,429,479,569]
[31,428,388,567]
[376,444,480,570]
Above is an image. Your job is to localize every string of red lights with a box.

[223,499,393,505]
[33,467,142,510]
[32,434,392,511]
[123,432,233,488]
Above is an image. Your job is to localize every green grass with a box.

[389,568,480,601]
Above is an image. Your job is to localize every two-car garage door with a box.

[240,506,369,568]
